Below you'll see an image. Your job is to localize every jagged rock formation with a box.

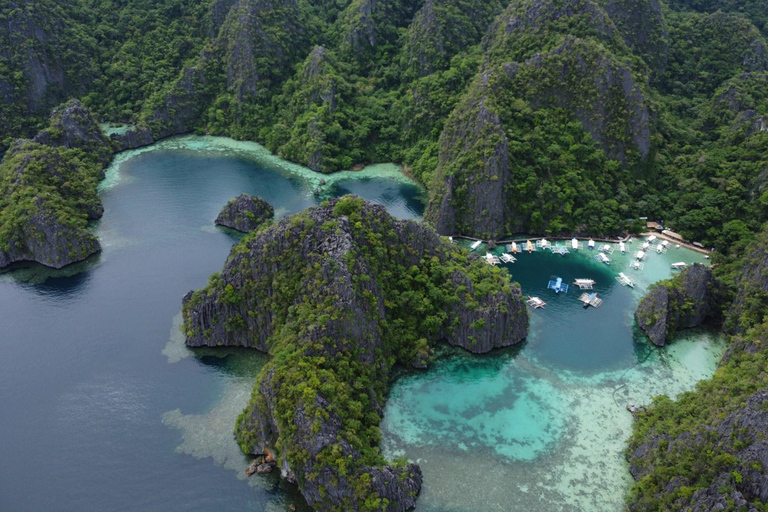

[634,264,718,346]
[401,0,505,78]
[724,230,768,334]
[0,100,112,269]
[215,194,274,232]
[0,1,99,143]
[628,389,768,512]
[426,84,512,238]
[182,196,527,511]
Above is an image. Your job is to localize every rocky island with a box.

[628,231,768,511]
[0,100,113,269]
[215,193,274,232]
[182,196,528,511]
[634,264,721,346]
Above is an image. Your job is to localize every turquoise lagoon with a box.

[0,136,723,512]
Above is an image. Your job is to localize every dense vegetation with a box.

[182,196,526,510]
[3,0,767,254]
[627,230,768,510]
[0,100,112,267]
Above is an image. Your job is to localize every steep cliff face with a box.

[139,0,310,142]
[628,389,768,512]
[598,0,667,73]
[635,264,718,346]
[724,230,768,334]
[215,194,274,232]
[425,83,512,238]
[182,196,527,511]
[0,100,112,269]
[401,0,505,78]
[427,33,651,238]
[261,46,356,173]
[0,1,99,144]
[662,12,767,98]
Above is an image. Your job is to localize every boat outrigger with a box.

[551,244,569,256]
[483,252,501,266]
[578,292,603,308]
[594,253,611,265]
[547,277,569,294]
[526,296,547,309]
[573,278,595,290]
[616,272,635,288]
[470,240,482,251]
[500,253,516,263]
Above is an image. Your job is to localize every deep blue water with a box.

[0,146,422,512]
[0,140,718,512]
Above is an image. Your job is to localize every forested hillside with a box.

[2,0,766,259]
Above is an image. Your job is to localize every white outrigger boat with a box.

[537,238,550,249]
[631,261,644,270]
[573,278,596,290]
[551,244,569,256]
[642,242,650,250]
[470,240,482,251]
[572,238,579,250]
[616,272,635,288]
[656,244,665,254]
[588,239,595,249]
[636,250,646,260]
[671,262,688,270]
[500,253,516,263]
[619,241,626,254]
[595,253,611,265]
[647,235,657,243]
[578,292,603,308]
[601,244,614,254]
[484,252,501,266]
[661,240,670,247]
[448,236,457,244]
[526,296,547,309]
[507,242,518,254]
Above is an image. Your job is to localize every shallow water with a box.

[0,136,723,512]
[381,242,722,512]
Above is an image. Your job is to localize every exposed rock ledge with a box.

[635,264,718,346]
[215,193,274,232]
[0,100,112,269]
[182,197,527,511]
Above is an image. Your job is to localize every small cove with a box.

[0,136,724,512]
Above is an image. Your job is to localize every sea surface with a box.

[0,136,723,512]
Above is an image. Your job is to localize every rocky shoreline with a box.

[182,196,528,511]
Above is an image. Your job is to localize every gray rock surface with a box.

[627,389,768,512]
[0,100,111,269]
[182,198,527,511]
[635,264,716,346]
[215,193,274,232]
